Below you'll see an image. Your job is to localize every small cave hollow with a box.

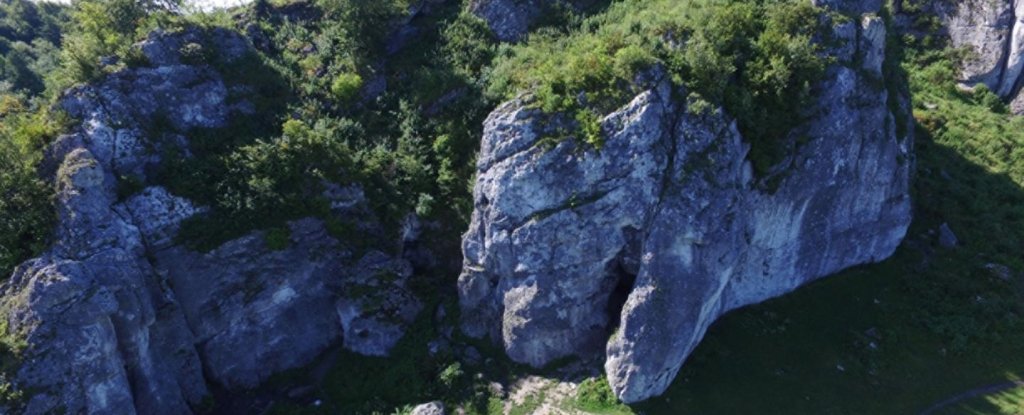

[605,259,638,336]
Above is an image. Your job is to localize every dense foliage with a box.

[0,107,65,277]
[156,0,496,250]
[0,0,72,279]
[0,0,65,95]
[488,0,830,172]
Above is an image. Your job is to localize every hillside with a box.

[0,0,1022,414]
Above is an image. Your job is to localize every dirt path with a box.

[919,380,1024,415]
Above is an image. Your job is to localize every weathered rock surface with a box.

[458,2,913,403]
[939,222,959,248]
[2,149,207,415]
[411,401,446,415]
[468,0,596,42]
[1,29,421,414]
[926,0,1024,112]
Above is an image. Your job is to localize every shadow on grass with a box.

[922,379,1024,415]
[629,122,1024,414]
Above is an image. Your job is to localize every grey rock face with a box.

[335,251,422,356]
[411,401,446,415]
[3,150,207,415]
[2,29,421,414]
[939,222,959,248]
[152,218,421,389]
[468,0,595,42]
[458,7,912,403]
[932,0,1024,112]
[468,0,546,42]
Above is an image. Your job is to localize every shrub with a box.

[54,0,180,87]
[0,103,65,278]
[441,12,495,78]
[574,377,628,412]
[488,0,829,169]
[264,227,290,250]
[0,138,53,278]
[331,71,363,102]
[438,362,463,388]
[970,84,1006,113]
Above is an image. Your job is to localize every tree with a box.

[0,137,52,277]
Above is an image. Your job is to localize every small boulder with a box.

[938,223,959,248]
[984,263,1016,281]
[411,401,446,415]
[460,346,483,366]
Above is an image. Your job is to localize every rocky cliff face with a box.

[921,0,1024,113]
[458,2,913,403]
[0,29,421,414]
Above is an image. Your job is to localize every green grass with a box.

[569,378,632,414]
[936,387,1024,415]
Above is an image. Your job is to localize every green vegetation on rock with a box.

[1,0,1023,414]
[564,4,1024,414]
[488,0,830,171]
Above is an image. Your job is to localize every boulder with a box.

[939,222,959,248]
[411,401,446,415]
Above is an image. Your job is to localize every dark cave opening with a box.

[605,257,638,336]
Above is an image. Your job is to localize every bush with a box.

[488,0,829,167]
[0,136,53,278]
[54,0,179,87]
[574,377,629,413]
[0,102,65,278]
[970,84,1006,113]
[175,117,358,251]
[331,72,363,102]
[440,12,496,78]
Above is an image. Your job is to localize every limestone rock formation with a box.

[458,2,913,403]
[928,0,1024,113]
[1,28,422,414]
[411,401,446,415]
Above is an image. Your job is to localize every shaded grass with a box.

[936,386,1024,415]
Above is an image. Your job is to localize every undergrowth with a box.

[488,0,832,172]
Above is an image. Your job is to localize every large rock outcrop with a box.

[458,3,913,403]
[924,0,1024,113]
[0,28,422,414]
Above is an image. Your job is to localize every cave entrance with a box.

[604,254,638,336]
